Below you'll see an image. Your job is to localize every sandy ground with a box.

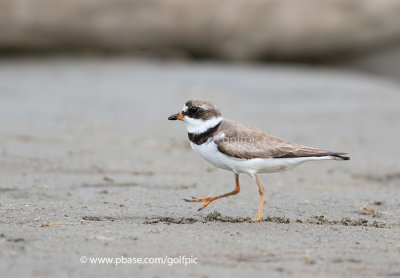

[0,58,400,277]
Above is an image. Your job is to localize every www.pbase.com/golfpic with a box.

[80,256,198,267]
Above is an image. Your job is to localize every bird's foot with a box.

[184,196,216,211]
[251,216,262,222]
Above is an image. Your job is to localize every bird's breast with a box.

[190,141,232,171]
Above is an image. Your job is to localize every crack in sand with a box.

[81,180,196,190]
[144,212,388,228]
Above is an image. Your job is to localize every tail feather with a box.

[278,151,350,160]
[329,152,350,161]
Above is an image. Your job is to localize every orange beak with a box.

[168,112,183,121]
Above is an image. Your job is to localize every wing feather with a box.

[214,120,345,160]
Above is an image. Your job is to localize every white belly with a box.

[190,141,332,175]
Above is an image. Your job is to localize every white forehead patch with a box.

[182,105,188,112]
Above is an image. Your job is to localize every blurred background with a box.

[1,1,400,277]
[1,0,400,78]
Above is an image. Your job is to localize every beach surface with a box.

[1,58,399,277]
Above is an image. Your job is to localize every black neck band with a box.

[188,122,221,145]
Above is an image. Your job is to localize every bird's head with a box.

[168,99,223,134]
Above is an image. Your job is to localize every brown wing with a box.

[215,120,348,160]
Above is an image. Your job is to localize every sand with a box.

[0,58,399,277]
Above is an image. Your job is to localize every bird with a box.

[168,99,349,221]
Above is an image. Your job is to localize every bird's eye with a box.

[189,106,200,114]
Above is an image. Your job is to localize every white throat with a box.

[184,116,223,134]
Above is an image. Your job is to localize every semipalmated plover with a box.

[168,99,349,221]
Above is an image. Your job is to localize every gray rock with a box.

[1,0,400,60]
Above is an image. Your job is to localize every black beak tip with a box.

[168,113,178,120]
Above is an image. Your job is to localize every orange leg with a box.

[184,173,240,211]
[251,175,265,222]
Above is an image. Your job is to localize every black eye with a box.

[189,106,200,114]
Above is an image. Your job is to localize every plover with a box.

[168,99,349,221]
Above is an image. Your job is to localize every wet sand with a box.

[0,58,399,277]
